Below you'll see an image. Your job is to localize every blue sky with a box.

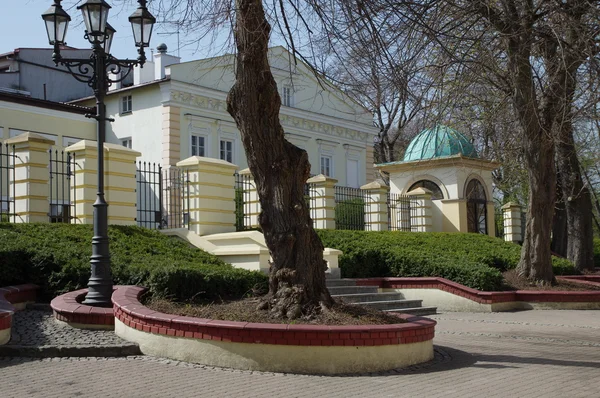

[0,0,218,61]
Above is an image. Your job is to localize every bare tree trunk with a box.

[551,172,568,257]
[517,131,556,284]
[556,121,595,271]
[506,39,556,285]
[226,0,333,319]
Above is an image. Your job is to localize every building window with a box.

[466,179,488,235]
[220,139,233,163]
[121,138,132,149]
[282,86,293,107]
[191,134,205,157]
[121,95,132,114]
[408,180,444,200]
[320,155,332,177]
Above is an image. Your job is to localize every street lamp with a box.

[42,0,156,307]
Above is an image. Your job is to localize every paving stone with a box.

[0,310,598,397]
[1,309,139,357]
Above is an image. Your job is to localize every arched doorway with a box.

[466,179,487,234]
[408,180,444,200]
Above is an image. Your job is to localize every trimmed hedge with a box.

[317,230,578,291]
[0,223,267,302]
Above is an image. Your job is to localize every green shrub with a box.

[317,230,578,290]
[335,198,365,230]
[0,223,267,302]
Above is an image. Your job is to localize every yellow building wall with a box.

[0,105,96,150]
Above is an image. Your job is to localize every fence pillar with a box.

[407,187,433,232]
[238,168,260,229]
[176,156,237,236]
[5,132,54,223]
[307,174,337,230]
[501,202,523,243]
[361,181,389,231]
[66,141,140,225]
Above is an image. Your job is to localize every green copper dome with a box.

[403,125,478,161]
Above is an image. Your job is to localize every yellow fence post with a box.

[176,156,238,236]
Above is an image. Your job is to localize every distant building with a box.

[378,125,500,236]
[0,47,98,102]
[72,45,378,187]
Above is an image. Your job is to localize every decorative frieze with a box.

[169,89,371,143]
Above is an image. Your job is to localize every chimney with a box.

[154,44,180,80]
[133,59,155,85]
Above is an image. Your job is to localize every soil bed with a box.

[502,270,600,291]
[146,297,405,326]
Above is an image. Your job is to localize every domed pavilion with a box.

[377,125,500,235]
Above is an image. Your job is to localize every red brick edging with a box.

[354,277,600,304]
[50,289,114,326]
[0,284,38,331]
[112,286,436,347]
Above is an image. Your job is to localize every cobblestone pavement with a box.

[7,310,126,347]
[0,310,599,398]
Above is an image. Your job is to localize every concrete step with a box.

[332,292,404,303]
[327,286,379,295]
[350,299,423,311]
[325,279,357,287]
[384,306,438,316]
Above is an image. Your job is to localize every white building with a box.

[73,45,378,187]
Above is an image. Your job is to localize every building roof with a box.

[0,91,93,115]
[403,125,478,161]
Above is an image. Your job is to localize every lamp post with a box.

[42,0,156,307]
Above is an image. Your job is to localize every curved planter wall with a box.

[0,284,38,345]
[112,286,436,375]
[355,277,600,312]
[50,288,114,329]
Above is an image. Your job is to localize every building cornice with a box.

[165,82,377,144]
[377,155,501,173]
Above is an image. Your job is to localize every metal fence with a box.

[234,172,251,231]
[136,162,189,230]
[387,192,413,231]
[48,149,76,223]
[0,143,15,222]
[334,186,370,230]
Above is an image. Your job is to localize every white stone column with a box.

[5,133,54,223]
[176,156,238,236]
[361,181,389,231]
[407,187,433,232]
[306,174,337,230]
[238,168,260,229]
[501,202,523,243]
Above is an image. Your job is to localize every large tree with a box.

[226,0,333,318]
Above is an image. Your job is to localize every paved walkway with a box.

[1,310,599,397]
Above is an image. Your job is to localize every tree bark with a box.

[551,173,568,257]
[504,36,556,285]
[556,121,595,271]
[226,0,333,319]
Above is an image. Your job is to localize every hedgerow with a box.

[0,223,267,302]
[317,230,578,291]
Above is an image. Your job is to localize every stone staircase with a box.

[326,279,437,316]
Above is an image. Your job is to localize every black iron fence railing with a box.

[234,172,251,231]
[48,149,76,223]
[0,143,15,222]
[136,162,190,230]
[387,192,413,232]
[334,185,369,231]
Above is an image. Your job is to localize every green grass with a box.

[0,223,267,302]
[317,230,578,291]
